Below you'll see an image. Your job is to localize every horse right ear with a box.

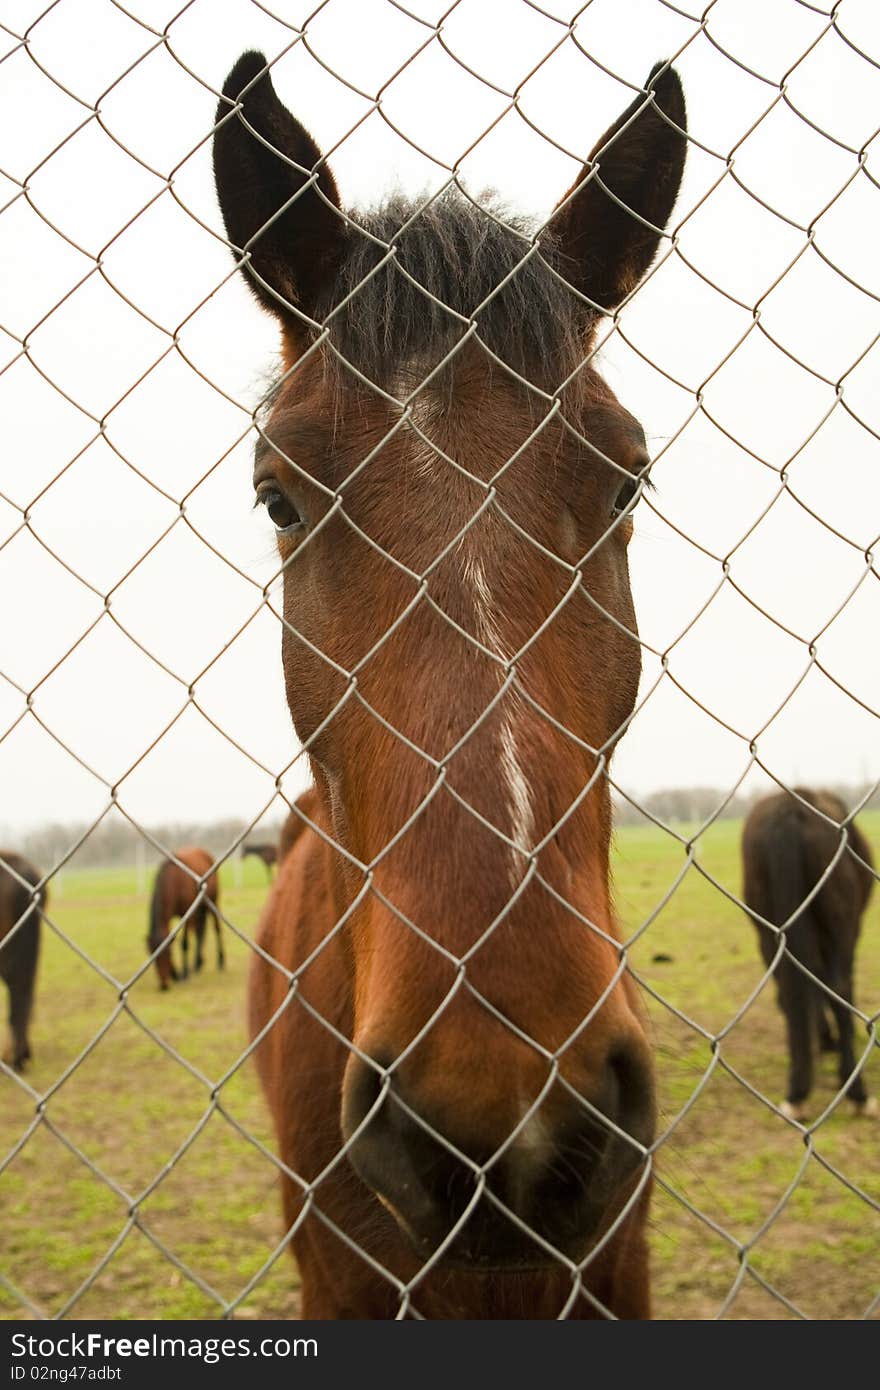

[547,64,686,314]
[213,51,344,328]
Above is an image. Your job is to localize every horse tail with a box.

[147,864,166,953]
[763,805,824,1027]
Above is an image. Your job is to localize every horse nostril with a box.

[341,1052,393,1143]
[342,1054,464,1249]
[606,1040,655,1151]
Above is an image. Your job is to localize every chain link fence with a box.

[1,0,878,1320]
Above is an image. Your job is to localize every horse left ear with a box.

[213,50,344,326]
[547,64,687,314]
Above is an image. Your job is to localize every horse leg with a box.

[194,910,206,973]
[212,911,224,970]
[831,994,866,1106]
[829,970,869,1110]
[8,972,35,1071]
[2,978,14,1067]
[163,921,179,983]
[4,913,39,1068]
[778,962,814,1120]
[818,1007,836,1053]
[180,920,189,980]
[156,930,176,988]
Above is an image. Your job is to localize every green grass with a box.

[0,856,298,1321]
[622,810,880,1319]
[1,818,877,1320]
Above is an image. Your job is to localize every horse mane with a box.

[311,189,590,392]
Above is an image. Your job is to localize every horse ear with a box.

[547,64,686,314]
[213,51,344,325]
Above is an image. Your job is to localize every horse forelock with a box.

[310,190,592,395]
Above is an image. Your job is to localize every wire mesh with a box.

[0,0,878,1321]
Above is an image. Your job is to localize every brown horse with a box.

[742,788,875,1121]
[214,52,686,1317]
[147,848,223,990]
[0,852,44,1071]
[277,789,320,867]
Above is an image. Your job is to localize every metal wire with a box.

[0,0,878,1322]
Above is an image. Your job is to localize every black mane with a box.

[312,191,589,393]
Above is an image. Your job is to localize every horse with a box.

[277,789,320,866]
[147,848,223,990]
[214,51,686,1318]
[242,842,279,879]
[0,852,44,1071]
[742,788,876,1122]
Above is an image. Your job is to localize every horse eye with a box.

[612,476,640,516]
[258,486,302,532]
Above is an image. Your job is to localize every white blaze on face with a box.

[500,718,533,859]
[462,551,534,885]
[463,551,503,652]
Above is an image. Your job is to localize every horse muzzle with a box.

[341,1044,655,1269]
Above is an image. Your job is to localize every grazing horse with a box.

[0,852,44,1071]
[742,788,875,1121]
[147,848,223,990]
[243,842,279,879]
[277,789,320,866]
[214,51,686,1318]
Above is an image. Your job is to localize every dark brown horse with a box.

[147,848,223,990]
[242,842,279,878]
[0,852,44,1071]
[742,788,875,1122]
[214,51,686,1317]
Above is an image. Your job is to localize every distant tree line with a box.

[613,781,880,828]
[1,810,285,874]
[2,781,878,871]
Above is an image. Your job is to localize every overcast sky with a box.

[1,0,879,837]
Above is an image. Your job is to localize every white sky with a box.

[1,0,879,834]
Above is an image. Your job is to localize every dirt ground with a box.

[1,816,877,1320]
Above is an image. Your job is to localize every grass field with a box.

[1,814,878,1321]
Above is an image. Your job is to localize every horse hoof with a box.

[853,1096,878,1119]
[779,1099,807,1122]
